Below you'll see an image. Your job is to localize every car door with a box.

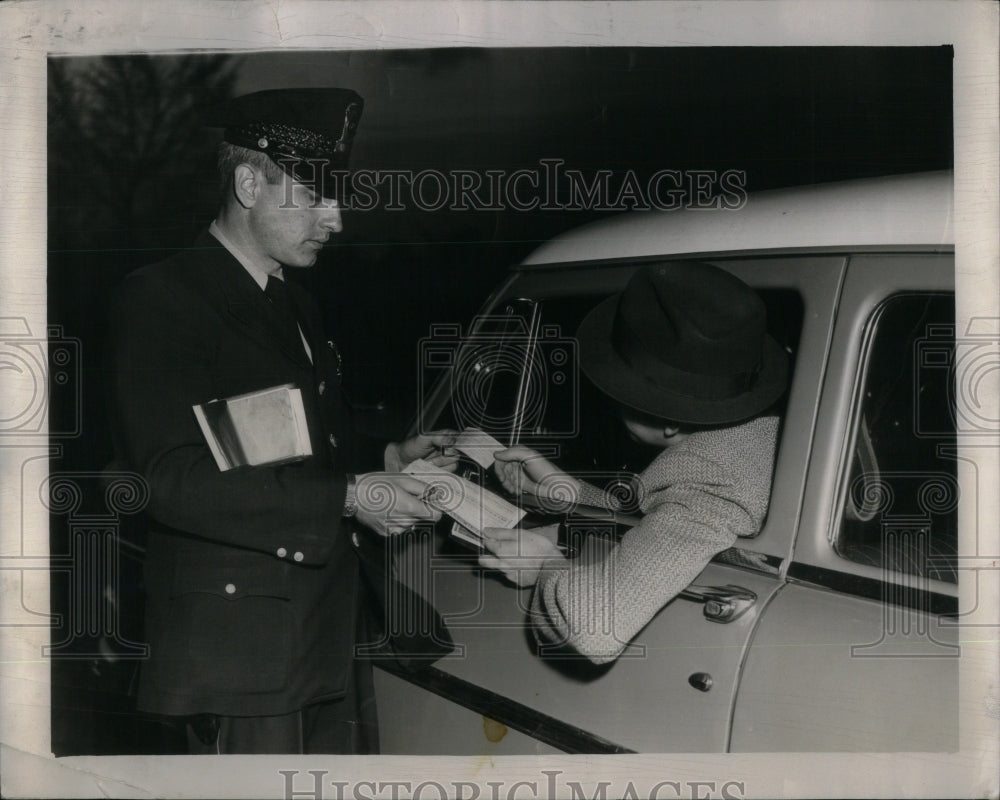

[729,253,960,751]
[374,255,846,754]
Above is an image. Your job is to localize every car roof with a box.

[519,171,953,267]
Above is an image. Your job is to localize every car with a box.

[370,170,959,754]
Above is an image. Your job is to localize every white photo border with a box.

[1,1,997,798]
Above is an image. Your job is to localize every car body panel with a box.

[389,530,786,752]
[520,171,953,266]
[730,582,959,752]
[374,667,564,755]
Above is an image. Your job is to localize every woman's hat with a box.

[575,261,788,425]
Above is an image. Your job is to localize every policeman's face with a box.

[248,170,343,269]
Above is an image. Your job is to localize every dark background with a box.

[47,46,953,754]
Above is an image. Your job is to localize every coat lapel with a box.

[286,280,329,369]
[194,231,313,369]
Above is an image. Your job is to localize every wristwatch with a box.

[342,474,358,518]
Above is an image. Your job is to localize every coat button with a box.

[225,583,236,595]
[276,547,287,558]
[351,531,360,547]
[318,380,326,395]
[293,551,304,562]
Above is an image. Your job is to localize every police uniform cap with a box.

[210,88,364,197]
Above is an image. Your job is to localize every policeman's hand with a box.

[355,473,442,537]
[478,525,567,588]
[493,447,581,510]
[384,430,460,472]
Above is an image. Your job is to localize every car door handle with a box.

[679,584,757,623]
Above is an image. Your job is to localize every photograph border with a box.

[1,1,997,798]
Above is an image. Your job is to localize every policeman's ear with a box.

[232,163,261,209]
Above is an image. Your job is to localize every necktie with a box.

[264,275,310,362]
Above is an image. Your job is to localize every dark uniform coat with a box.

[109,231,369,718]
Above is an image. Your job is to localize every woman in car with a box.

[479,261,789,664]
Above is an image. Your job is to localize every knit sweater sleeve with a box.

[576,479,623,510]
[529,417,778,663]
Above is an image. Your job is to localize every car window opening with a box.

[835,292,958,584]
[432,286,805,546]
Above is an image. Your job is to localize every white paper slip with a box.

[449,522,483,548]
[404,458,526,535]
[454,427,506,468]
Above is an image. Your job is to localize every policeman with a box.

[109,88,456,753]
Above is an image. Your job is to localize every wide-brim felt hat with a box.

[576,261,789,425]
[209,88,363,199]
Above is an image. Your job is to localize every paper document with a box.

[404,458,525,538]
[453,427,506,468]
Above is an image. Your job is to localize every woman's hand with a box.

[493,446,581,511]
[385,429,459,472]
[478,525,567,588]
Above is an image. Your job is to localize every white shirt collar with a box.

[209,220,283,290]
